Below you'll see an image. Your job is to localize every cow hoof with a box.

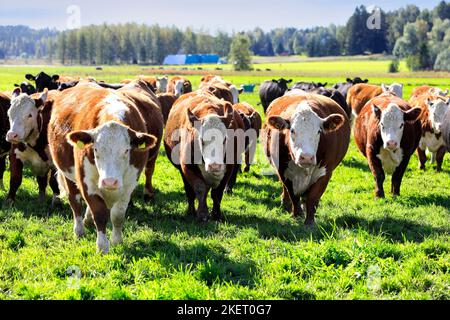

[144,193,155,202]
[224,187,233,195]
[5,198,14,206]
[187,207,196,217]
[38,195,46,203]
[243,166,250,173]
[96,232,110,254]
[111,231,123,246]
[74,218,85,238]
[51,196,62,209]
[83,217,95,228]
[212,211,225,222]
[196,214,209,224]
[304,220,316,228]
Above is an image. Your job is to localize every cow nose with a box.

[386,140,398,150]
[6,131,19,142]
[298,153,315,165]
[206,163,223,173]
[101,178,120,190]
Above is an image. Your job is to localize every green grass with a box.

[0,60,449,300]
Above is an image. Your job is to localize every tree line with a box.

[1,1,450,70]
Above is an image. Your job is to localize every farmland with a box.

[0,58,449,300]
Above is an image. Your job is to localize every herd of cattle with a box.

[0,72,449,253]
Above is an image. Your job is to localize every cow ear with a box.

[12,87,21,98]
[381,84,388,92]
[34,89,48,108]
[323,82,328,87]
[404,107,422,122]
[364,79,369,83]
[272,79,278,83]
[322,114,345,133]
[14,84,20,87]
[238,88,244,94]
[426,98,435,108]
[52,75,60,82]
[187,108,200,126]
[67,130,94,149]
[128,129,157,151]
[372,105,382,120]
[267,116,290,130]
[287,79,293,83]
[346,78,352,83]
[25,74,36,81]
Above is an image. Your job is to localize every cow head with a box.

[6,88,47,144]
[25,72,59,92]
[187,104,233,175]
[382,83,403,98]
[273,79,292,91]
[67,121,157,191]
[426,97,450,134]
[348,77,369,84]
[156,76,168,93]
[373,104,421,151]
[14,82,36,95]
[174,80,185,97]
[267,102,345,167]
[229,85,243,104]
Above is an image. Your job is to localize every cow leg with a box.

[84,195,110,254]
[36,175,48,203]
[367,152,385,198]
[193,181,209,223]
[111,201,128,246]
[435,146,446,172]
[84,207,94,228]
[64,177,85,238]
[211,177,229,221]
[430,152,436,164]
[281,185,292,212]
[283,179,304,218]
[6,150,23,204]
[182,176,196,217]
[143,156,157,201]
[49,168,61,208]
[391,158,410,197]
[225,165,239,195]
[0,155,6,190]
[304,176,330,226]
[417,147,427,170]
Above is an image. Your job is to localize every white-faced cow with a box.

[263,93,350,225]
[48,80,163,254]
[354,94,422,198]
[409,93,450,171]
[0,93,11,190]
[164,93,245,222]
[5,88,60,205]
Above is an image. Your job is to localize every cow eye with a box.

[400,123,404,129]
[290,129,295,134]
[28,114,32,118]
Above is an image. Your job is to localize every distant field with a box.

[0,60,449,300]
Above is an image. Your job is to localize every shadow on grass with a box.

[324,213,450,243]
[341,157,368,171]
[120,238,257,287]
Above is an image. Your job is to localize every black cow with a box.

[333,77,369,99]
[259,78,292,113]
[291,81,327,91]
[25,72,60,92]
[442,108,450,152]
[312,87,352,119]
[58,80,125,91]
[14,82,36,95]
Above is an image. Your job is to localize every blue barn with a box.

[163,54,220,65]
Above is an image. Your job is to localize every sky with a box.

[0,0,443,32]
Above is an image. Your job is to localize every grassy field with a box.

[0,58,449,300]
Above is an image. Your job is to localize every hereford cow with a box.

[167,77,193,97]
[409,94,449,171]
[0,93,11,189]
[354,94,422,198]
[410,86,449,100]
[5,88,60,205]
[347,83,403,118]
[157,93,178,124]
[333,77,369,99]
[259,78,292,113]
[263,93,350,225]
[48,80,163,254]
[199,76,243,104]
[164,93,245,222]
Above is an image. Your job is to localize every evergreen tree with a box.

[229,34,252,71]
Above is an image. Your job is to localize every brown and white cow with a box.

[199,75,243,104]
[263,93,350,225]
[0,93,11,189]
[157,93,178,125]
[5,88,60,205]
[224,102,262,195]
[409,93,450,171]
[354,94,422,198]
[167,77,193,97]
[48,80,163,253]
[347,83,403,118]
[410,86,448,100]
[164,93,245,222]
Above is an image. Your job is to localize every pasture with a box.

[0,59,449,300]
